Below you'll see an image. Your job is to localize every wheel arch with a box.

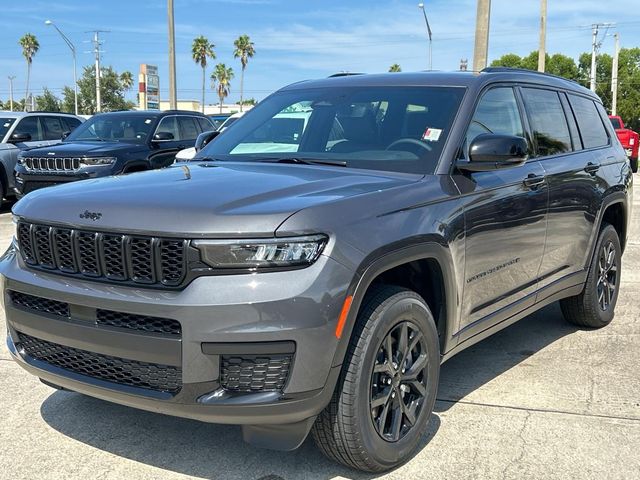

[595,192,628,253]
[331,241,458,368]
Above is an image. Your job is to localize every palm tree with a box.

[19,33,39,111]
[211,63,234,114]
[389,63,402,72]
[233,35,255,112]
[191,36,215,113]
[120,71,134,91]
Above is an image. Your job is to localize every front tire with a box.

[560,223,622,328]
[312,285,440,472]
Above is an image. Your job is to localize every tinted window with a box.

[569,95,609,149]
[178,116,200,140]
[155,116,180,140]
[14,116,43,141]
[203,86,465,175]
[559,93,582,150]
[62,117,81,131]
[0,118,16,141]
[465,87,524,154]
[42,116,64,140]
[197,117,213,132]
[521,88,571,156]
[610,117,622,129]
[67,114,157,143]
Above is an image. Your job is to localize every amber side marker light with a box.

[335,295,354,339]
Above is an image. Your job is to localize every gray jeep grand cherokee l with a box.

[1,69,632,472]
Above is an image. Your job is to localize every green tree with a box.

[490,53,523,68]
[120,71,134,92]
[35,88,61,112]
[19,33,39,111]
[192,36,215,113]
[578,52,613,107]
[233,34,255,112]
[211,63,234,114]
[388,63,402,72]
[239,98,256,106]
[61,65,135,114]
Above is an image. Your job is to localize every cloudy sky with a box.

[1,0,639,105]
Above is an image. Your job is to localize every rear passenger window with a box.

[178,117,200,141]
[521,88,571,157]
[568,95,609,149]
[465,87,524,156]
[42,116,64,140]
[62,117,81,132]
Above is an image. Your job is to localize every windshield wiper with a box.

[267,157,347,167]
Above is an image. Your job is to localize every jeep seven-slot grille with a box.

[22,157,81,172]
[17,332,182,393]
[17,222,188,287]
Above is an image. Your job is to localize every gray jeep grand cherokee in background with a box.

[1,69,632,472]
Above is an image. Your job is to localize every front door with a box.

[453,86,549,335]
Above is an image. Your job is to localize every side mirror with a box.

[457,134,528,172]
[153,131,175,142]
[195,130,220,152]
[61,131,71,140]
[9,132,32,143]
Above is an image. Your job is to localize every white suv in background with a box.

[0,111,84,201]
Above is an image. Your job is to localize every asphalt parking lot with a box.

[0,188,639,480]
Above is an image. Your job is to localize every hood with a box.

[19,141,146,157]
[14,162,419,237]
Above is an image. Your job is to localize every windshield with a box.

[200,86,465,174]
[610,117,622,129]
[0,118,16,141]
[65,114,158,143]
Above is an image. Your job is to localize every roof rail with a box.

[328,72,365,78]
[480,67,581,85]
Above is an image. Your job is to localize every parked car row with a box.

[11,110,213,198]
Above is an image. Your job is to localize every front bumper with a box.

[1,247,352,448]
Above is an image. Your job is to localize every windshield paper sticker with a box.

[422,128,442,142]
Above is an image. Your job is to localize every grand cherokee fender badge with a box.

[79,210,102,221]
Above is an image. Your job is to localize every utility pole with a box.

[589,22,615,92]
[89,31,107,112]
[472,0,491,71]
[611,32,620,115]
[417,3,433,70]
[590,25,599,91]
[7,76,15,111]
[168,0,177,109]
[538,0,547,72]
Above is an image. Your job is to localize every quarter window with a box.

[568,95,609,149]
[521,88,571,157]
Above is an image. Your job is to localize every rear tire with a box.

[560,223,621,328]
[312,285,440,472]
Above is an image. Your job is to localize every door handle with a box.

[523,174,545,189]
[584,162,600,175]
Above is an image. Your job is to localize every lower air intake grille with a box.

[96,309,181,336]
[9,290,69,318]
[17,332,182,394]
[221,355,292,392]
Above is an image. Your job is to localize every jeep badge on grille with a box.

[79,210,102,221]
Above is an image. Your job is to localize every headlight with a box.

[193,235,327,270]
[11,215,18,246]
[79,157,116,167]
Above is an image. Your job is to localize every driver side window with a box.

[464,87,524,157]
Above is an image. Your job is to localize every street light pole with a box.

[472,0,491,72]
[417,3,433,70]
[7,76,15,112]
[45,20,78,115]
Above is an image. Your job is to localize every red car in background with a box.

[610,115,638,172]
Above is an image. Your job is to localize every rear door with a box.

[529,89,610,293]
[455,86,548,335]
